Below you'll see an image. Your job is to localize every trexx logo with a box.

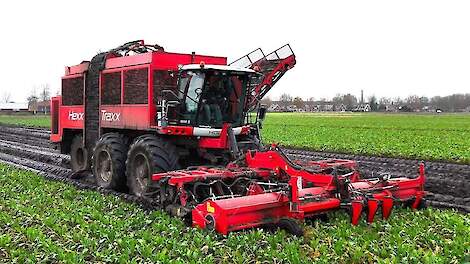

[68,111,84,121]
[101,110,121,122]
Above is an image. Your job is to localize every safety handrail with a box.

[229,48,266,68]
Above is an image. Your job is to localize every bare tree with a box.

[379,97,391,105]
[368,95,378,111]
[405,95,423,111]
[1,92,11,103]
[332,94,343,104]
[378,97,391,111]
[260,97,272,107]
[293,97,305,110]
[344,94,357,109]
[27,88,39,114]
[332,93,357,110]
[429,93,470,112]
[279,93,293,110]
[39,83,51,102]
[393,97,404,106]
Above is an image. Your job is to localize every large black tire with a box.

[92,133,128,191]
[70,135,89,172]
[126,135,179,198]
[278,218,304,236]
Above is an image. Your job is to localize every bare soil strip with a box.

[0,124,468,213]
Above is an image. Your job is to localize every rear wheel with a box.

[126,135,179,198]
[70,135,89,172]
[92,133,128,191]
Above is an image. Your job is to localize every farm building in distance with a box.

[268,101,367,112]
[264,92,470,113]
[0,100,51,114]
[28,100,51,114]
[36,100,51,114]
[0,102,29,113]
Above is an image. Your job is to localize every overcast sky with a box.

[1,0,469,102]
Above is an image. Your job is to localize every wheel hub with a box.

[134,154,150,193]
[97,150,112,182]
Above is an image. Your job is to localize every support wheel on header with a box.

[278,218,304,236]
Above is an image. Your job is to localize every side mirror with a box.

[258,105,267,121]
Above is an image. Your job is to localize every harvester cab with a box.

[160,64,257,128]
[158,44,296,132]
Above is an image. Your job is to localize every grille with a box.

[124,68,148,104]
[62,77,84,105]
[101,72,121,105]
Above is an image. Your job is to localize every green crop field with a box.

[262,112,470,163]
[0,115,50,128]
[1,112,470,163]
[0,164,468,263]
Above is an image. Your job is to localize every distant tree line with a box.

[262,93,470,112]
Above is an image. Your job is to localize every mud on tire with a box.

[70,134,89,172]
[126,135,179,198]
[92,133,128,191]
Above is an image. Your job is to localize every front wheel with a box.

[126,135,179,198]
[92,133,128,191]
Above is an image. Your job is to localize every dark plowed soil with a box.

[0,124,468,213]
[0,125,50,139]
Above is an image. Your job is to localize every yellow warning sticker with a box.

[207,202,215,213]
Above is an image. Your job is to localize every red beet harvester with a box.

[50,40,426,235]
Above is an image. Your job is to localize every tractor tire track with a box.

[0,130,54,149]
[0,124,468,213]
[0,140,69,167]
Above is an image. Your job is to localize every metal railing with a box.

[264,44,294,61]
[229,48,265,68]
